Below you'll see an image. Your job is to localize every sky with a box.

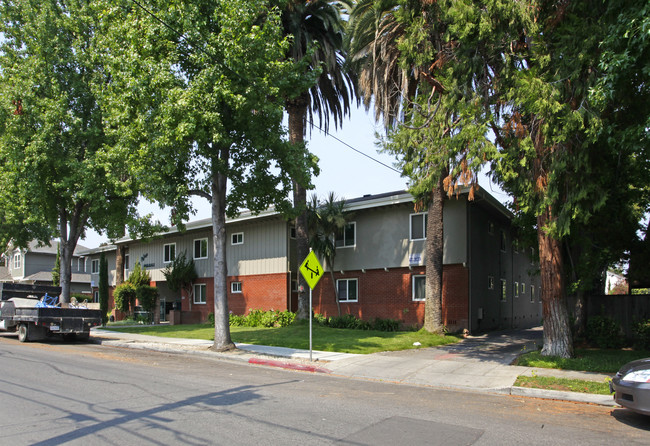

[79,105,509,248]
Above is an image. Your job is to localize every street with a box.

[0,336,648,445]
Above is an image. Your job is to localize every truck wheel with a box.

[17,323,30,342]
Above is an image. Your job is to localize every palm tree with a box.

[307,192,349,316]
[347,0,446,333]
[280,0,357,320]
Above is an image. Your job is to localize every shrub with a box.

[328,314,371,330]
[586,316,623,349]
[227,309,296,328]
[372,317,400,332]
[136,285,158,316]
[632,319,650,350]
[313,313,330,326]
[113,283,137,314]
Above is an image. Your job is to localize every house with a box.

[84,186,541,333]
[0,241,91,295]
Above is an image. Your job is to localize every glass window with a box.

[337,278,358,302]
[530,285,535,302]
[335,222,356,248]
[13,252,21,269]
[514,282,519,298]
[194,283,207,304]
[125,254,130,270]
[413,275,426,301]
[231,282,242,293]
[91,259,99,274]
[410,213,428,240]
[501,279,507,301]
[500,230,507,251]
[231,233,244,245]
[194,238,208,259]
[164,243,176,263]
[93,291,99,303]
[488,276,494,290]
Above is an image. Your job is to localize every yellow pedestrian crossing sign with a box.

[300,251,323,290]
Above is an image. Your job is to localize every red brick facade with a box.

[309,264,469,330]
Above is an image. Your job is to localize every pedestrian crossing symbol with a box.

[299,251,323,290]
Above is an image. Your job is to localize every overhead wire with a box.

[128,0,403,177]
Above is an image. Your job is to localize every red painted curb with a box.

[248,357,331,373]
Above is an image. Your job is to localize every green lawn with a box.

[514,348,650,374]
[104,322,461,354]
[514,375,611,395]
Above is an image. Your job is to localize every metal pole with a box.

[309,286,313,361]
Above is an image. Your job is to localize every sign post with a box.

[299,251,323,361]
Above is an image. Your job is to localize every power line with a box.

[129,0,402,177]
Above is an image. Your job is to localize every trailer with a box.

[0,283,102,342]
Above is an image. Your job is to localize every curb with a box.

[248,357,332,373]
[510,386,617,406]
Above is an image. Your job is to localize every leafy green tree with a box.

[113,282,136,318]
[0,0,148,303]
[99,251,109,325]
[307,192,349,316]
[127,261,151,288]
[279,0,357,320]
[101,0,316,350]
[162,252,198,303]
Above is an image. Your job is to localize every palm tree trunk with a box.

[287,94,311,320]
[423,174,445,333]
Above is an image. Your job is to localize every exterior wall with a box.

[88,250,117,288]
[332,200,468,272]
[310,265,469,330]
[467,201,542,333]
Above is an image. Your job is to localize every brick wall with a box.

[311,264,469,330]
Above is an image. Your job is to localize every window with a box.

[521,282,526,296]
[78,258,85,273]
[91,259,99,274]
[410,213,428,240]
[500,230,507,251]
[13,252,21,269]
[514,282,519,298]
[337,278,358,302]
[413,275,426,301]
[500,279,507,301]
[194,283,207,304]
[290,227,296,239]
[291,280,298,292]
[164,243,176,263]
[231,282,242,293]
[488,221,495,235]
[488,276,494,290]
[231,232,244,245]
[194,238,208,259]
[125,254,130,270]
[335,222,356,248]
[530,285,535,303]
[93,291,99,303]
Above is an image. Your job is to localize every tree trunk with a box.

[287,95,310,320]
[58,206,85,303]
[423,175,445,333]
[211,150,235,352]
[538,207,574,358]
[115,244,125,286]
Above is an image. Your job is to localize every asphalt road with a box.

[0,335,649,445]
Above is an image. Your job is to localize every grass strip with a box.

[514,375,611,395]
[104,322,460,355]
[514,348,650,374]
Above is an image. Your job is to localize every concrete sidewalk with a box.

[90,326,617,408]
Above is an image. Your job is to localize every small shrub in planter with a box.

[586,316,623,349]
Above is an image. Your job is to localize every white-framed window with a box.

[194,283,207,304]
[501,279,507,301]
[521,282,526,296]
[164,243,176,263]
[410,213,428,240]
[337,278,358,302]
[412,275,426,301]
[231,232,244,245]
[194,238,208,259]
[125,254,130,270]
[13,252,21,269]
[488,276,494,290]
[93,290,99,303]
[78,257,85,273]
[91,259,99,274]
[335,222,356,248]
[514,281,519,298]
[530,285,535,303]
[231,281,242,293]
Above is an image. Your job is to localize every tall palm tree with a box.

[280,0,357,320]
[347,0,446,333]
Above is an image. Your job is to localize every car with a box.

[610,357,650,415]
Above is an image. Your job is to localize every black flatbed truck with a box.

[0,283,102,342]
